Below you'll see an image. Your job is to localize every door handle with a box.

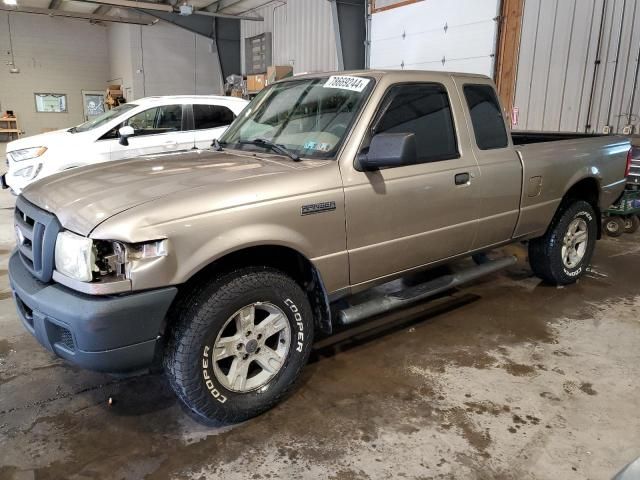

[455,172,470,185]
[163,140,178,149]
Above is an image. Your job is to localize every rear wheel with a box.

[529,200,597,285]
[623,215,640,234]
[164,267,314,424]
[604,217,625,237]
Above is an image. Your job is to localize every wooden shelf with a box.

[0,116,21,139]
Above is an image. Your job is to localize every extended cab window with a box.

[463,84,508,150]
[373,83,459,163]
[193,104,236,130]
[125,105,183,136]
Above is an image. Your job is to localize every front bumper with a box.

[8,251,178,373]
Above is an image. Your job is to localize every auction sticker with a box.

[324,75,370,92]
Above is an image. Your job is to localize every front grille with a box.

[15,196,61,283]
[57,326,75,351]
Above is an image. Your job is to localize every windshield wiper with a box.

[67,127,77,133]
[244,138,300,162]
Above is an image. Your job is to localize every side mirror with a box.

[356,132,418,171]
[118,125,135,146]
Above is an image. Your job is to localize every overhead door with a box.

[369,0,501,76]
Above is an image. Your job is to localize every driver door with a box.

[342,82,481,286]
[110,104,192,160]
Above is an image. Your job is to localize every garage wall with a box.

[513,0,640,134]
[240,0,338,75]
[369,0,501,76]
[107,21,224,100]
[107,22,136,102]
[0,11,110,137]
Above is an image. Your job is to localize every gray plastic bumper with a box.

[8,250,177,373]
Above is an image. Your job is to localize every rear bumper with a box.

[8,251,178,373]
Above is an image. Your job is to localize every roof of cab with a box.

[277,69,492,83]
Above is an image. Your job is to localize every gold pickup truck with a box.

[9,70,632,423]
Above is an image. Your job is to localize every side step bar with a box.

[337,256,517,325]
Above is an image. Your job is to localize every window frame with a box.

[362,81,461,167]
[191,103,237,131]
[462,83,510,151]
[98,103,188,141]
[34,93,68,113]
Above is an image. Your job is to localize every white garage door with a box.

[370,0,501,77]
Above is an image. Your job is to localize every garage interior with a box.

[1,0,640,478]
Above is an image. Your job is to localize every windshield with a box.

[220,75,374,158]
[73,103,138,133]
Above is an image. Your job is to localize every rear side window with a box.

[374,83,459,163]
[463,85,508,150]
[193,104,236,130]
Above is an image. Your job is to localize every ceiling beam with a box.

[82,0,173,12]
[48,0,63,9]
[93,4,113,15]
[205,0,248,11]
[0,5,157,24]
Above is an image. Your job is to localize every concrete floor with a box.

[0,184,639,480]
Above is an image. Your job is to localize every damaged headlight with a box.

[54,230,168,283]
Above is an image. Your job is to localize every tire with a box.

[164,267,314,424]
[623,215,640,234]
[528,200,597,285]
[604,217,625,237]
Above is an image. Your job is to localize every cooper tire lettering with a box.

[285,298,304,352]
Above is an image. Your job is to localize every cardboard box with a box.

[266,65,293,85]
[247,74,266,92]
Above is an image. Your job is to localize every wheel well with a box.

[562,178,602,238]
[176,246,332,335]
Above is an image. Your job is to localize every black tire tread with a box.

[164,267,313,424]
[529,200,597,285]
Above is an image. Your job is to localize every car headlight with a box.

[55,231,96,282]
[10,146,47,162]
[54,231,168,284]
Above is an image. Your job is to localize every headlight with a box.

[54,232,168,284]
[55,231,95,282]
[10,146,47,162]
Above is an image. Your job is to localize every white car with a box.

[2,95,249,194]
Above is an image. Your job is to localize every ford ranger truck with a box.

[9,71,631,423]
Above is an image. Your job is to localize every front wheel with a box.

[164,267,314,424]
[529,200,597,285]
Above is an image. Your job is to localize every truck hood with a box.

[21,149,306,236]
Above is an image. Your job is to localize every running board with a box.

[337,256,518,325]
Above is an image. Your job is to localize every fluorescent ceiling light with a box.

[3,0,18,5]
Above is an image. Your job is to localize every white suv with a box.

[3,95,248,194]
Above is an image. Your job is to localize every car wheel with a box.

[529,200,597,285]
[623,215,640,234]
[164,267,314,424]
[604,217,625,237]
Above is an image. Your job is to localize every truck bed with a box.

[512,131,605,145]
